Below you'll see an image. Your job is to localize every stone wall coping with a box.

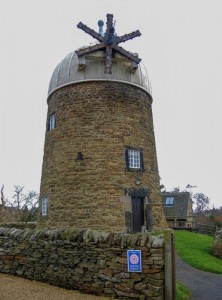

[0,227,164,248]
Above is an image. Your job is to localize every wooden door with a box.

[132,197,144,233]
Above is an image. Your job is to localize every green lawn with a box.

[176,282,191,300]
[175,230,222,274]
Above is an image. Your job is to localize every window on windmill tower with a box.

[165,197,174,206]
[41,197,48,216]
[125,147,144,171]
[48,113,56,131]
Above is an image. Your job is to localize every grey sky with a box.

[1,0,222,207]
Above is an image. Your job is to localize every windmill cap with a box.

[48,48,151,98]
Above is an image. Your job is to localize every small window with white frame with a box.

[165,196,174,206]
[48,113,56,131]
[41,197,48,216]
[128,149,140,169]
[125,147,144,171]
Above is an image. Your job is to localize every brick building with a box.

[38,15,166,232]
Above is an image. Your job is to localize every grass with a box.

[176,282,191,300]
[175,230,222,299]
[175,230,222,274]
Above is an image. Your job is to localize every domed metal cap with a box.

[48,49,152,97]
[48,14,152,98]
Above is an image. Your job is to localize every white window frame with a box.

[128,149,141,169]
[48,113,56,131]
[165,197,174,206]
[42,197,48,216]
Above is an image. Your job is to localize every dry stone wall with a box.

[211,230,222,259]
[0,227,165,299]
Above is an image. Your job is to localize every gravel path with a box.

[176,255,222,300]
[0,273,109,300]
[2,257,222,300]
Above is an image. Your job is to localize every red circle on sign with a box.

[130,254,139,264]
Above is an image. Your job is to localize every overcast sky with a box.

[1,0,222,208]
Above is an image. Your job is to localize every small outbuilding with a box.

[162,192,194,228]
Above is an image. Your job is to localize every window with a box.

[165,197,174,206]
[48,113,56,131]
[129,149,140,168]
[42,197,48,216]
[125,147,144,171]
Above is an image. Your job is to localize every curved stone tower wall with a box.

[39,80,166,232]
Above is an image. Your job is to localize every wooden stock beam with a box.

[116,30,141,44]
[77,22,103,42]
[76,43,105,57]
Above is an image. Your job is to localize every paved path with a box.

[176,255,222,300]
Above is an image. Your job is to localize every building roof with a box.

[48,50,151,97]
[162,192,192,219]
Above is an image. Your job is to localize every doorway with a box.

[132,196,144,233]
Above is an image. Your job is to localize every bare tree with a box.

[193,193,210,213]
[0,185,13,222]
[8,185,26,210]
[1,184,6,206]
[20,190,39,222]
[4,185,39,223]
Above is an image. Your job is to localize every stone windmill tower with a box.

[39,14,166,233]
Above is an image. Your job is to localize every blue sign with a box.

[127,250,142,272]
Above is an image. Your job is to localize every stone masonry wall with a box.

[211,230,222,259]
[39,81,166,232]
[0,227,165,299]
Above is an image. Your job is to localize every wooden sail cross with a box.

[76,14,141,74]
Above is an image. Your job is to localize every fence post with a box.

[164,229,176,300]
